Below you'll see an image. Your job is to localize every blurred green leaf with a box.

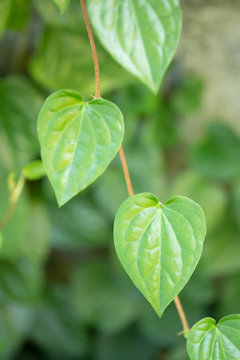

[30,27,133,97]
[232,181,240,230]
[94,331,156,360]
[30,286,88,358]
[171,171,227,233]
[23,160,45,181]
[0,258,42,303]
[190,123,240,181]
[138,303,182,347]
[172,75,204,115]
[52,0,71,14]
[49,195,110,249]
[34,0,82,32]
[0,166,29,260]
[168,344,188,360]
[6,0,31,31]
[200,220,240,277]
[0,76,44,170]
[0,303,34,359]
[21,201,49,261]
[218,273,240,317]
[71,259,139,334]
[0,0,11,37]
[94,144,164,218]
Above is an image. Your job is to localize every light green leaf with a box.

[187,315,240,360]
[23,160,45,181]
[52,0,71,14]
[38,90,124,206]
[114,193,206,317]
[87,0,182,93]
[0,0,11,37]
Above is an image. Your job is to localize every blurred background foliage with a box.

[0,0,240,359]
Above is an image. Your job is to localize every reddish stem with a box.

[80,0,190,337]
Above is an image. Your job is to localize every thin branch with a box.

[119,145,134,197]
[0,173,25,231]
[80,0,101,98]
[80,0,190,337]
[174,296,190,337]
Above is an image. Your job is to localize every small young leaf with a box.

[52,0,71,14]
[23,160,45,181]
[187,315,240,360]
[114,193,206,317]
[38,90,124,206]
[87,0,182,93]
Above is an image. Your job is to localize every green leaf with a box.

[49,195,110,249]
[0,0,11,37]
[38,90,124,206]
[30,27,133,97]
[87,0,182,93]
[190,123,240,181]
[30,286,88,358]
[171,171,226,234]
[6,0,31,31]
[0,303,34,359]
[71,260,139,334]
[23,160,45,181]
[187,315,240,360]
[52,0,71,14]
[114,193,206,317]
[0,76,44,170]
[0,258,43,303]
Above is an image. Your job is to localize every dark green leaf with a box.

[71,260,139,334]
[187,315,240,360]
[0,76,44,170]
[49,195,110,249]
[30,27,133,96]
[30,286,88,358]
[0,303,34,359]
[6,0,31,31]
[190,123,240,181]
[114,193,206,316]
[171,171,226,233]
[0,258,43,303]
[88,0,182,93]
[38,90,124,206]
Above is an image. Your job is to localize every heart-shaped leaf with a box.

[38,90,124,206]
[114,193,206,316]
[87,0,182,93]
[187,315,240,360]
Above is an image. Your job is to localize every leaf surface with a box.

[52,0,71,14]
[38,90,124,206]
[114,193,206,316]
[187,315,240,360]
[88,0,182,93]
